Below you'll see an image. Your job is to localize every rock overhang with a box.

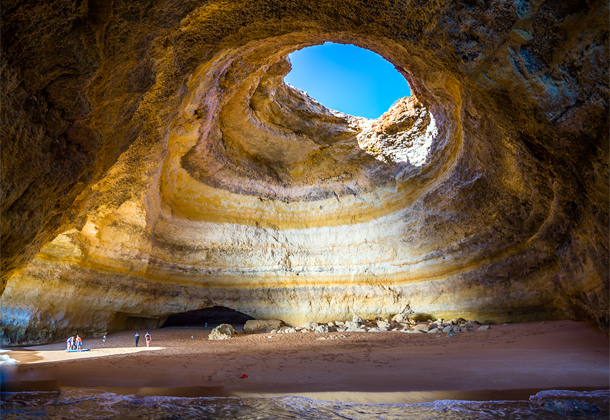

[164,34,459,227]
[0,0,607,345]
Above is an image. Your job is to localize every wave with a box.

[1,389,608,419]
[0,354,19,366]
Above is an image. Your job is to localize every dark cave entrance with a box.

[161,306,255,328]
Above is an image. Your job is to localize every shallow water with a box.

[1,389,608,419]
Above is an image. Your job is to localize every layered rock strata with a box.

[1,0,607,345]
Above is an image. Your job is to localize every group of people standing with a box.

[65,331,152,351]
[134,331,151,347]
[66,335,83,351]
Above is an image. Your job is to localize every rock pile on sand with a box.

[208,324,237,340]
[269,314,491,336]
[208,313,493,339]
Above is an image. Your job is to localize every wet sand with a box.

[1,320,608,403]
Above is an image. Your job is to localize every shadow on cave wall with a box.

[108,312,166,332]
[162,306,254,328]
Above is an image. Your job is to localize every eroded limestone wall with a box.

[1,0,607,344]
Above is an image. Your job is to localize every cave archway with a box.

[0,1,607,345]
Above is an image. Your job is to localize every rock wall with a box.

[1,0,607,344]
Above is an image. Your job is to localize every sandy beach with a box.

[1,320,608,404]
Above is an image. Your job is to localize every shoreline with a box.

[2,320,608,404]
[2,385,605,405]
[59,386,607,404]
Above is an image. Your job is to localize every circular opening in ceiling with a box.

[284,42,411,119]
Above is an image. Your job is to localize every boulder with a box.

[244,319,283,334]
[477,325,490,331]
[428,328,440,334]
[344,321,360,330]
[279,327,296,333]
[208,324,236,340]
[345,322,367,332]
[377,320,390,329]
[352,314,364,324]
[303,321,319,330]
[447,330,456,337]
[414,323,429,332]
[392,314,409,323]
[314,325,329,334]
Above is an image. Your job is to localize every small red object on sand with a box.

[240,374,248,379]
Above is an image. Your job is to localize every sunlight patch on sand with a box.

[17,346,165,365]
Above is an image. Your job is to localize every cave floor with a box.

[2,320,608,404]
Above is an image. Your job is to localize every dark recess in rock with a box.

[162,306,255,328]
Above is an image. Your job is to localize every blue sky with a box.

[284,42,411,119]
